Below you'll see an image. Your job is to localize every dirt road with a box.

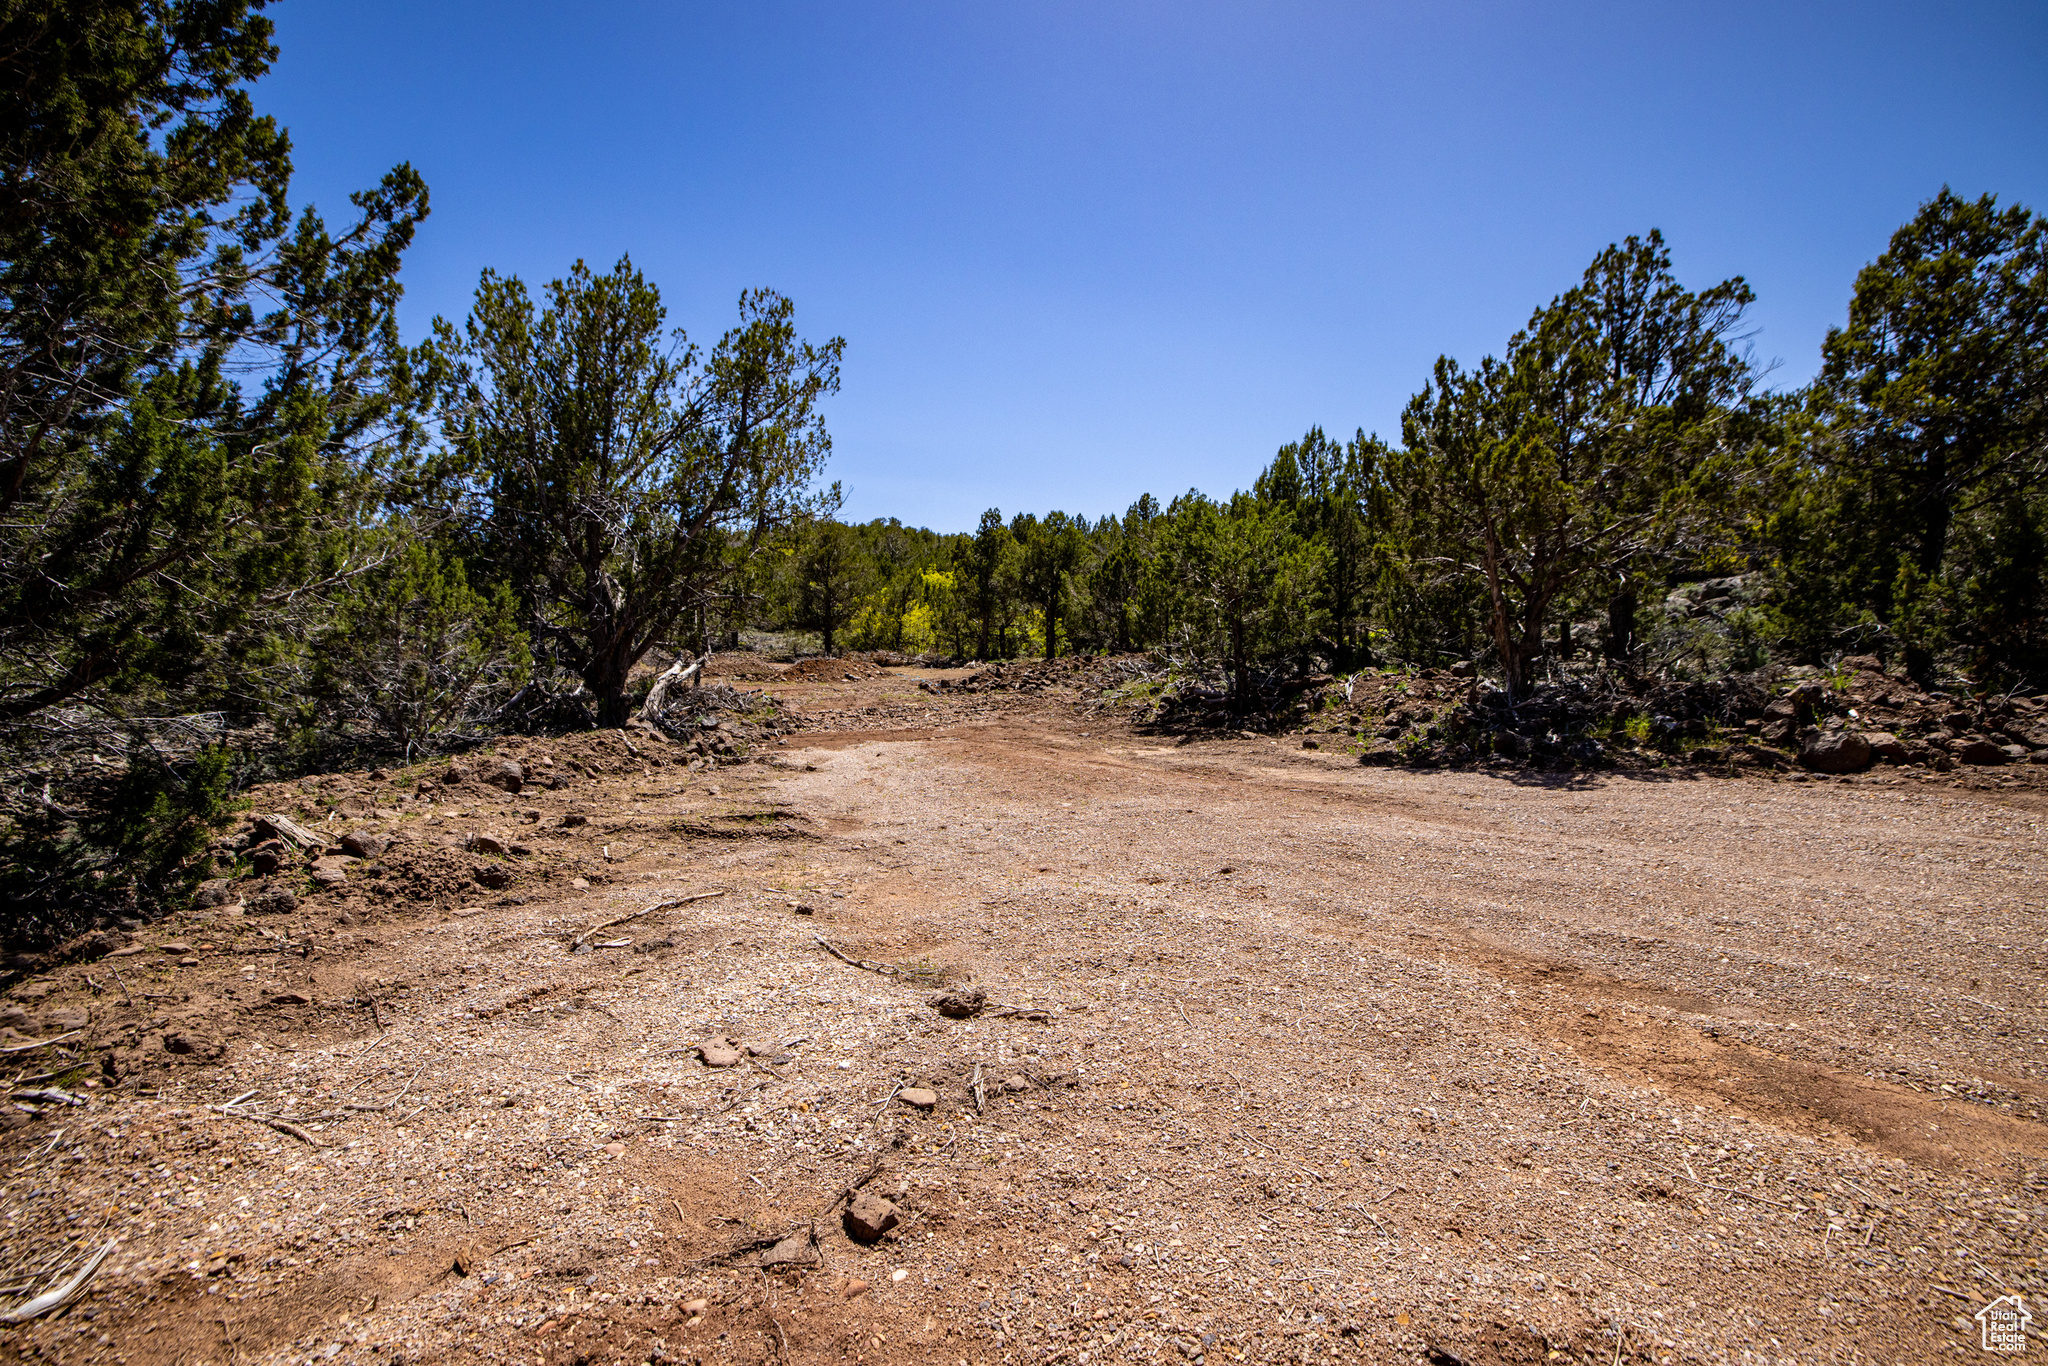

[3,672,2044,1366]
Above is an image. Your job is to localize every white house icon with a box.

[1976,1295,2032,1354]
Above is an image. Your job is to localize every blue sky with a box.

[265,1,2047,533]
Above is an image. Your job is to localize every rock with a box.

[928,985,987,1019]
[843,1192,900,1243]
[269,992,312,1005]
[560,812,589,828]
[2001,744,2030,762]
[1956,737,2007,766]
[309,855,352,885]
[480,759,525,793]
[158,941,192,955]
[341,829,389,859]
[467,831,511,856]
[246,888,298,916]
[761,1233,819,1268]
[682,1298,709,1315]
[843,1278,868,1299]
[897,1087,938,1109]
[571,877,590,890]
[1799,731,1871,773]
[699,1038,742,1068]
[1300,739,1319,749]
[473,863,513,889]
[441,763,471,786]
[248,841,288,876]
[193,878,235,908]
[1002,1074,1031,1093]
[1864,732,1909,763]
[163,1030,209,1055]
[601,1141,627,1156]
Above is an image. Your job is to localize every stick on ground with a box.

[575,891,726,947]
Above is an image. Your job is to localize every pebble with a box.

[682,1299,708,1314]
[699,1039,742,1068]
[890,1268,909,1283]
[843,1279,868,1299]
[570,877,590,889]
[897,1087,938,1109]
[602,1142,627,1156]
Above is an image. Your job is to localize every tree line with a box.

[771,198,2045,708]
[2,1,2043,934]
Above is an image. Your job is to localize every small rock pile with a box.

[1174,655,2048,778]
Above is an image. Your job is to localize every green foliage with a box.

[440,261,842,722]
[1389,231,1761,698]
[1154,492,1326,710]
[1762,190,2048,684]
[0,0,433,723]
[310,538,531,756]
[0,743,240,947]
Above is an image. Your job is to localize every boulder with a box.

[760,1233,819,1269]
[479,759,525,793]
[928,985,987,1019]
[1863,732,1909,764]
[309,855,353,885]
[1955,738,2007,766]
[1799,731,1872,774]
[341,828,389,859]
[843,1192,900,1243]
[245,888,298,916]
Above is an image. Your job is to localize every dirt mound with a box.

[924,655,1124,696]
[1106,654,2048,781]
[783,655,887,681]
[702,652,786,682]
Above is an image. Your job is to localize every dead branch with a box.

[0,1239,116,1323]
[573,890,726,947]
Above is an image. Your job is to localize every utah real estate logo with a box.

[1976,1295,2032,1354]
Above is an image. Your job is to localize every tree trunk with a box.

[1230,618,1248,715]
[1606,589,1637,662]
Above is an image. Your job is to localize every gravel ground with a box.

[1,667,2043,1366]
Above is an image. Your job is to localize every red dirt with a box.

[2,669,2043,1366]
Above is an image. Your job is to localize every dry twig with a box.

[0,1239,116,1324]
[574,891,725,947]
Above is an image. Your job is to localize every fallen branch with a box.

[0,1239,116,1324]
[0,1030,80,1054]
[574,890,726,947]
[812,936,913,978]
[634,651,712,725]
[212,1103,324,1147]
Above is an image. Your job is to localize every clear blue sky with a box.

[264,1,2047,533]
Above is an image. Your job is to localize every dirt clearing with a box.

[3,671,2044,1366]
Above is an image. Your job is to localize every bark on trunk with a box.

[1606,590,1636,662]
